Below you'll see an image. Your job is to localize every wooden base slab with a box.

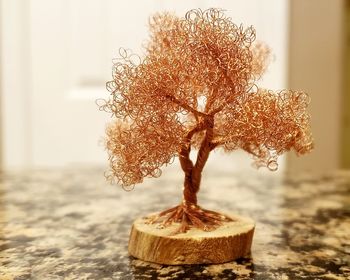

[128,213,255,265]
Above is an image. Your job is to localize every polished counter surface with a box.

[0,167,349,279]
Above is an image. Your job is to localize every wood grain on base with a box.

[128,213,255,265]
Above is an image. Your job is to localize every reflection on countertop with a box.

[0,167,349,279]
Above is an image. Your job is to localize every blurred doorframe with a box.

[342,0,350,169]
[0,0,33,169]
[0,0,3,170]
[287,0,345,176]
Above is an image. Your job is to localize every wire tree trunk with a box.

[144,116,230,233]
[180,117,214,206]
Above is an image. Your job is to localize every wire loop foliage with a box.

[101,8,313,188]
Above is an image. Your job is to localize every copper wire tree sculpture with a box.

[101,9,313,233]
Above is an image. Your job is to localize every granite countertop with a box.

[0,166,349,279]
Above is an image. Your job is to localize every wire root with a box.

[145,203,233,234]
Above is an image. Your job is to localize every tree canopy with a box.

[102,8,314,188]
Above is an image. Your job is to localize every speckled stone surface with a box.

[0,166,349,279]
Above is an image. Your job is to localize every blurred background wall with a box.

[287,0,345,176]
[0,0,347,176]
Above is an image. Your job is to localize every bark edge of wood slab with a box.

[128,213,255,265]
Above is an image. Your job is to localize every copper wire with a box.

[100,8,314,191]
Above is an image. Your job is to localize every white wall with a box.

[1,0,289,169]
